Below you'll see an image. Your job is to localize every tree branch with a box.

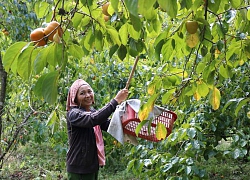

[0,52,7,152]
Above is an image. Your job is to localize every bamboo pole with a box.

[125,56,139,89]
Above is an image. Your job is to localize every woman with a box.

[66,79,128,180]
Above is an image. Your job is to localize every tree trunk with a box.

[0,52,7,156]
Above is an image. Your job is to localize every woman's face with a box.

[75,84,94,111]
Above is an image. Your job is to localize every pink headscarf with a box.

[66,79,94,111]
[66,79,106,166]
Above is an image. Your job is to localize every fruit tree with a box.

[1,0,250,179]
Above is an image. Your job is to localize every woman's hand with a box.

[114,89,129,104]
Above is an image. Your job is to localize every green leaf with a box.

[138,0,156,19]
[124,0,139,17]
[46,110,58,134]
[135,120,149,136]
[128,24,141,40]
[204,148,217,160]
[161,39,173,61]
[219,64,232,78]
[84,30,95,51]
[196,62,206,74]
[34,1,49,18]
[197,81,209,97]
[95,30,103,51]
[130,13,142,32]
[240,139,247,147]
[148,77,162,95]
[162,89,175,104]
[17,46,37,80]
[136,39,144,53]
[152,18,161,34]
[226,40,241,60]
[208,0,221,13]
[206,70,215,87]
[158,0,177,18]
[185,166,192,175]
[128,38,139,57]
[170,131,178,142]
[127,159,136,171]
[34,71,59,105]
[80,0,93,7]
[72,13,85,28]
[163,163,173,172]
[47,110,57,126]
[81,16,91,27]
[47,45,57,67]
[233,148,240,159]
[235,98,250,117]
[180,0,193,10]
[3,42,29,73]
[147,93,159,111]
[229,0,241,8]
[119,24,129,45]
[185,85,195,96]
[154,31,168,46]
[117,45,127,61]
[129,38,137,52]
[111,0,119,12]
[191,139,200,149]
[186,157,194,165]
[34,48,50,74]
[68,44,85,59]
[143,159,152,167]
[54,43,64,66]
[187,128,196,138]
[33,45,57,72]
[109,45,119,58]
[156,122,167,140]
[169,70,184,81]
[162,76,173,89]
[154,39,164,60]
[233,134,240,142]
[222,98,237,113]
[192,0,205,11]
[247,9,250,20]
[106,25,121,46]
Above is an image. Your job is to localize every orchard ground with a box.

[1,140,250,180]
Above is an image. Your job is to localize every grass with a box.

[0,140,249,179]
[204,157,250,180]
[99,168,137,180]
[0,141,67,179]
[199,139,250,180]
[0,141,135,180]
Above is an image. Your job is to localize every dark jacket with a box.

[66,99,118,174]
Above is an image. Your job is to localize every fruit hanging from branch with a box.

[185,20,198,34]
[104,15,110,22]
[2,29,9,36]
[102,2,110,16]
[30,28,47,46]
[44,21,63,41]
[186,33,199,48]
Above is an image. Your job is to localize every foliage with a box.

[0,0,250,179]
[0,141,67,179]
[1,139,250,179]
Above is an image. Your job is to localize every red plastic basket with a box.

[122,104,177,142]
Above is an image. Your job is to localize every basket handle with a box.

[125,56,140,89]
